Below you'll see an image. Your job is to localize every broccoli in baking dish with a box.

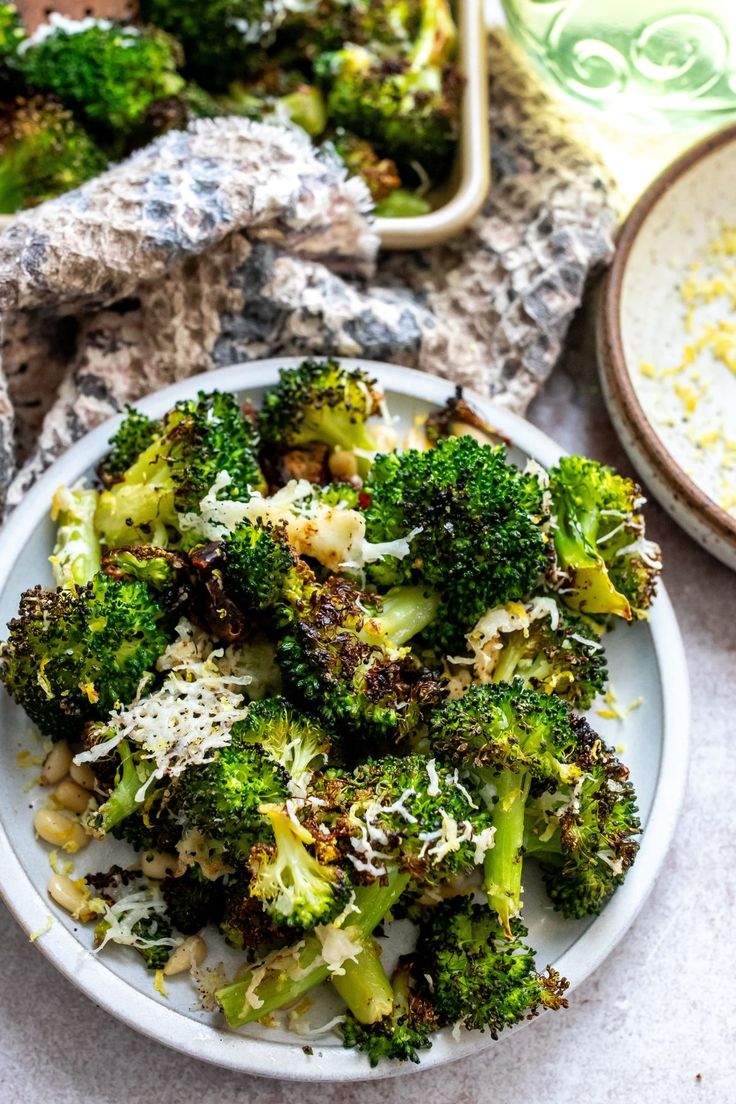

[0,1,464,214]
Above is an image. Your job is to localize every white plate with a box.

[0,359,689,1081]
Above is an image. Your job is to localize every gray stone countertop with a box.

[1,301,734,1104]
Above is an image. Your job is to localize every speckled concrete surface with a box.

[1,300,734,1103]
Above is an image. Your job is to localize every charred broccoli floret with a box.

[548,456,662,621]
[257,359,384,471]
[219,519,303,617]
[524,715,640,918]
[92,878,177,971]
[429,683,582,934]
[315,0,460,168]
[101,546,190,609]
[218,519,443,744]
[94,391,266,550]
[0,574,173,739]
[364,436,548,652]
[217,871,410,1027]
[161,867,225,935]
[340,960,437,1066]
[222,77,327,137]
[171,742,288,863]
[0,4,26,94]
[81,739,154,838]
[218,872,292,955]
[0,96,107,213]
[332,131,401,202]
[249,802,349,930]
[139,0,274,91]
[277,574,444,746]
[416,897,569,1035]
[457,597,607,710]
[231,697,332,783]
[99,407,160,486]
[19,18,184,138]
[309,754,492,887]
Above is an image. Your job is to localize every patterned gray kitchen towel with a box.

[0,29,616,515]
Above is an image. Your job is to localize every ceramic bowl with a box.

[0,360,689,1079]
[598,124,736,571]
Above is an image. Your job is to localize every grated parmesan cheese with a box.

[314,924,363,976]
[74,620,252,794]
[178,472,421,573]
[93,884,180,956]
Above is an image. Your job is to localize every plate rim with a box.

[597,121,736,558]
[0,358,690,1081]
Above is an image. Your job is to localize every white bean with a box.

[47,874,96,921]
[140,851,178,880]
[163,935,207,976]
[40,742,72,786]
[328,448,358,482]
[34,808,88,852]
[54,779,92,815]
[69,761,97,791]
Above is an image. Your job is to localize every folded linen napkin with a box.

[0,29,615,515]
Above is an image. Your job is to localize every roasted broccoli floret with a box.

[429,683,582,934]
[218,872,291,955]
[139,0,274,91]
[161,867,225,935]
[101,546,189,609]
[425,386,506,448]
[19,19,184,137]
[364,436,548,652]
[231,697,332,783]
[99,407,160,486]
[277,574,444,746]
[217,519,443,744]
[0,96,107,213]
[217,870,410,1027]
[0,574,173,739]
[332,131,401,202]
[171,742,288,863]
[309,754,492,887]
[340,961,437,1066]
[258,359,384,472]
[82,739,154,838]
[457,597,608,710]
[222,78,327,137]
[315,0,460,168]
[524,715,640,918]
[93,887,176,970]
[94,391,266,550]
[219,519,303,617]
[416,897,568,1035]
[249,802,349,930]
[548,456,662,621]
[0,4,26,94]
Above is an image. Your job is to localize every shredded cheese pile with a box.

[93,884,180,955]
[74,619,252,795]
[178,471,421,573]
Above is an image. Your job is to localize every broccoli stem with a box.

[483,768,531,937]
[50,486,101,588]
[84,740,152,837]
[490,633,528,686]
[217,872,410,1028]
[329,934,394,1024]
[365,587,440,647]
